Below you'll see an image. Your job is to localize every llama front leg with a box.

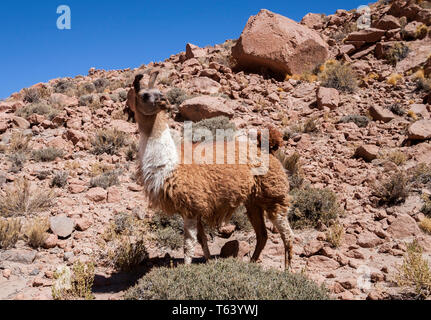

[183,217,198,265]
[197,218,211,261]
[270,214,294,271]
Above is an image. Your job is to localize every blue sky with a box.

[0,0,368,99]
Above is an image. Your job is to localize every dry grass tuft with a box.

[419,217,431,234]
[396,240,431,298]
[318,61,357,93]
[25,217,49,248]
[91,129,126,155]
[373,172,410,206]
[32,147,63,162]
[325,221,344,248]
[385,42,409,65]
[52,261,95,300]
[108,237,148,272]
[0,178,55,217]
[0,218,22,249]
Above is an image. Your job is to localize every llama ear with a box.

[148,71,160,89]
[133,74,144,92]
[126,88,136,112]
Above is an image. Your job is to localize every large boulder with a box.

[232,9,329,76]
[408,120,431,141]
[179,96,234,121]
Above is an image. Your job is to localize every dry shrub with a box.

[387,103,406,116]
[396,240,431,298]
[8,131,31,153]
[125,141,138,161]
[32,147,64,162]
[319,61,357,93]
[51,171,69,188]
[22,87,41,103]
[108,237,148,272]
[124,258,329,300]
[25,217,49,248]
[192,116,236,143]
[52,261,95,300]
[416,77,431,92]
[0,218,22,249]
[412,163,431,188]
[387,73,403,86]
[89,162,114,177]
[15,102,59,120]
[385,150,407,166]
[166,87,190,106]
[0,178,55,217]
[422,195,431,216]
[54,79,77,96]
[338,115,370,128]
[419,217,431,234]
[230,209,252,232]
[91,129,126,155]
[325,221,344,248]
[284,118,318,140]
[385,42,409,66]
[90,170,120,189]
[274,150,304,190]
[149,213,184,250]
[289,186,342,229]
[373,172,410,206]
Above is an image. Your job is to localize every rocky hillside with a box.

[1,0,431,300]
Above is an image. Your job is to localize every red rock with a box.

[317,87,339,110]
[50,216,74,238]
[185,43,207,60]
[43,234,58,249]
[306,255,340,270]
[12,116,30,129]
[179,96,234,121]
[107,186,121,203]
[232,9,329,75]
[68,184,87,194]
[0,120,8,133]
[218,224,236,238]
[356,231,384,248]
[408,120,431,141]
[111,119,137,134]
[303,240,324,257]
[300,13,324,30]
[387,214,420,239]
[64,129,87,145]
[354,145,379,162]
[345,28,386,46]
[338,278,357,290]
[220,240,250,258]
[86,187,107,202]
[2,269,11,279]
[75,218,91,231]
[369,105,395,123]
[409,104,430,120]
[372,15,400,30]
[187,77,221,95]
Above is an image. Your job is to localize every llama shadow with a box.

[92,255,217,295]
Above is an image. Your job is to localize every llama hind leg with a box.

[247,207,268,263]
[183,217,198,265]
[197,218,211,261]
[270,214,294,271]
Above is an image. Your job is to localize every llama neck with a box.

[137,111,178,196]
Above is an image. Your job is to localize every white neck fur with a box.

[138,125,178,196]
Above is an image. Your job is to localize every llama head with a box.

[132,71,169,116]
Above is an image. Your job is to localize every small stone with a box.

[220,240,250,258]
[75,218,91,231]
[43,234,58,249]
[369,105,395,123]
[218,224,236,238]
[2,269,11,279]
[86,187,107,202]
[354,145,379,162]
[50,216,75,238]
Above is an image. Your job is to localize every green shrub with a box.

[51,171,69,188]
[166,88,190,106]
[93,78,109,93]
[149,213,184,250]
[289,186,341,228]
[230,209,252,232]
[90,170,120,189]
[124,258,329,300]
[91,129,126,155]
[54,79,77,96]
[319,62,357,93]
[32,147,63,162]
[192,116,236,142]
[15,102,59,120]
[373,172,410,206]
[387,103,406,116]
[386,42,409,66]
[338,115,370,128]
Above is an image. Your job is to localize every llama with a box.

[130,71,295,269]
